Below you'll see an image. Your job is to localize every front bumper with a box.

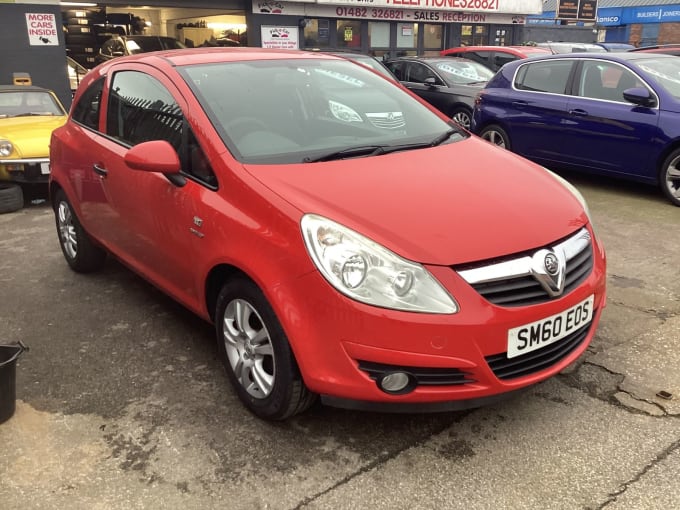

[0,158,50,183]
[271,227,607,410]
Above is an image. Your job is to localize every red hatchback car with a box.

[50,48,606,420]
[440,45,552,71]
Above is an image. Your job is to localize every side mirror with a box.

[623,87,656,107]
[424,77,438,87]
[124,140,185,186]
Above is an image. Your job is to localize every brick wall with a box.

[659,23,680,44]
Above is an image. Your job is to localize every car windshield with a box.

[126,37,185,54]
[636,57,680,99]
[0,90,65,118]
[180,58,465,164]
[432,61,494,84]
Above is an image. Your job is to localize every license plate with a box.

[40,162,50,175]
[507,295,594,359]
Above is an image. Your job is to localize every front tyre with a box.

[660,149,680,206]
[53,189,106,272]
[478,124,511,151]
[215,277,316,420]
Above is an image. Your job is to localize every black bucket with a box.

[0,341,28,424]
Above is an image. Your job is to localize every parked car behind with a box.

[385,56,494,129]
[50,48,606,420]
[97,34,186,63]
[67,56,88,95]
[0,85,67,211]
[629,44,680,56]
[595,42,635,51]
[537,42,607,54]
[440,45,551,71]
[326,51,398,82]
[471,52,680,206]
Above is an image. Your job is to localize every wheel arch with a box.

[205,264,253,323]
[655,139,680,184]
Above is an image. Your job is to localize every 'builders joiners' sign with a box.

[558,0,597,20]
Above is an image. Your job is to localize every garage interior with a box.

[63,5,247,69]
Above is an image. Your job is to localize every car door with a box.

[94,64,212,304]
[400,61,452,114]
[561,60,660,179]
[502,59,575,163]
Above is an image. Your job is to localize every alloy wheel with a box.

[482,130,507,149]
[57,201,77,260]
[664,154,680,204]
[222,298,276,399]
[452,111,471,130]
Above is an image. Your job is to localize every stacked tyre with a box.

[64,8,105,69]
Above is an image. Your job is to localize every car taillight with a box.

[474,91,484,107]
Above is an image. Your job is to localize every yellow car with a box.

[0,85,68,211]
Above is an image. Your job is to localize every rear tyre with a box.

[0,183,23,214]
[478,124,512,151]
[53,189,106,272]
[450,107,472,130]
[660,149,680,207]
[215,277,316,420]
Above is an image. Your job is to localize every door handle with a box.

[569,109,588,116]
[512,101,528,107]
[93,163,108,177]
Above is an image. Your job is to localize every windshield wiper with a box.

[13,112,53,117]
[303,145,386,163]
[303,129,461,163]
[429,128,459,147]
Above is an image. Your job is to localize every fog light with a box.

[378,371,413,394]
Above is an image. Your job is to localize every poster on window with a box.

[261,26,299,49]
[25,13,59,46]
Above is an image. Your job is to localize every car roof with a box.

[505,51,678,66]
[442,45,551,55]
[390,56,480,64]
[0,85,52,93]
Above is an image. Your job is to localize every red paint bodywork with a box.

[50,49,607,408]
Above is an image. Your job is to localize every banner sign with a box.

[254,1,529,23]
[261,26,299,49]
[557,0,597,20]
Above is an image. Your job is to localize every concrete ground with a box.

[0,173,678,509]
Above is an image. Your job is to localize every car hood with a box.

[0,116,67,158]
[244,137,588,266]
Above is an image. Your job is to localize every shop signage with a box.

[557,0,597,20]
[313,0,541,14]
[261,26,299,49]
[25,12,58,46]
[253,1,529,23]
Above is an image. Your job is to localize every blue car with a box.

[471,52,680,206]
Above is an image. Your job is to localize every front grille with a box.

[485,321,591,380]
[357,360,475,386]
[458,228,593,307]
[365,112,406,130]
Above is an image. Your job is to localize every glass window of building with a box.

[337,20,361,49]
[461,24,488,46]
[368,22,390,58]
[303,19,331,48]
[422,24,443,56]
[396,23,418,56]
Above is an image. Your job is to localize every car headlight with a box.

[544,168,594,227]
[329,100,363,123]
[301,214,458,314]
[0,140,13,157]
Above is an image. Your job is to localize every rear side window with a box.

[463,51,492,69]
[72,78,104,131]
[515,60,574,94]
[106,70,183,150]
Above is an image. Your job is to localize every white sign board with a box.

[25,13,59,46]
[261,26,299,49]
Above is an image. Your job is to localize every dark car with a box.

[98,34,186,62]
[629,44,680,56]
[440,45,551,72]
[471,52,680,206]
[385,57,494,129]
[326,51,397,82]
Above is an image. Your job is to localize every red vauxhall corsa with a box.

[49,48,606,420]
